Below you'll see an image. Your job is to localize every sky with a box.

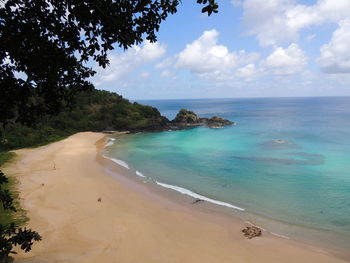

[91,0,350,100]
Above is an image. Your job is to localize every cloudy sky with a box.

[91,0,350,100]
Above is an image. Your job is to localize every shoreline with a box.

[101,134,350,260]
[4,132,350,262]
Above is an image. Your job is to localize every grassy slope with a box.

[0,152,15,166]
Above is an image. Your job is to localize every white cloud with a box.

[169,30,308,82]
[175,29,259,80]
[93,40,166,86]
[241,0,350,46]
[155,57,175,69]
[162,30,309,84]
[318,19,350,74]
[176,30,236,73]
[236,64,259,80]
[263,43,308,75]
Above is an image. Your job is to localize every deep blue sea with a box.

[105,97,350,249]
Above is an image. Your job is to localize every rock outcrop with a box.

[172,109,200,125]
[126,109,236,132]
[171,109,235,129]
[203,116,235,128]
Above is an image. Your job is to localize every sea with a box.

[104,97,350,251]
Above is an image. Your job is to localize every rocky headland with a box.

[103,108,235,133]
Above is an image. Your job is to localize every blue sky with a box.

[92,0,350,100]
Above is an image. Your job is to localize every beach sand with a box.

[3,132,349,263]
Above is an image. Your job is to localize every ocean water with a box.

[105,97,350,249]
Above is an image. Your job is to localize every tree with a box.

[0,1,218,260]
[0,0,218,127]
[0,171,42,262]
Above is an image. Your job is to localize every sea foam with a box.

[156,181,244,211]
[102,152,244,211]
[136,171,146,178]
[105,138,116,147]
[103,155,130,169]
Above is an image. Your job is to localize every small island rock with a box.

[171,109,235,129]
[173,109,200,124]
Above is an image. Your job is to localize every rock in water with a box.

[205,116,235,128]
[171,109,235,129]
[173,109,200,124]
[242,226,262,239]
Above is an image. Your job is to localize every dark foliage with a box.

[0,89,169,151]
[0,0,218,127]
[0,171,15,211]
[0,171,42,262]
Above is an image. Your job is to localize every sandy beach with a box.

[3,132,349,263]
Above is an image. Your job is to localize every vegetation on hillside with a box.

[0,89,168,151]
[0,153,15,167]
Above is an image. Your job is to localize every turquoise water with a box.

[105,97,350,248]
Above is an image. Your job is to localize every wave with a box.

[105,141,114,147]
[271,232,290,239]
[103,155,130,169]
[135,171,146,178]
[155,181,244,211]
[105,138,116,147]
[102,155,244,211]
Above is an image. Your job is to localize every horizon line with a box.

[133,95,350,101]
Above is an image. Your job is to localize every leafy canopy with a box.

[0,0,218,127]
